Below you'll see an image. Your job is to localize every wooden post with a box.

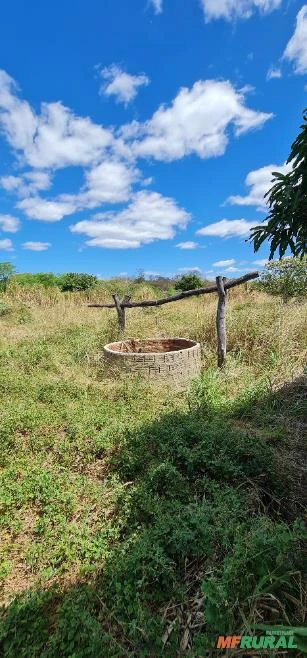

[112,294,125,336]
[216,276,227,368]
[112,294,131,336]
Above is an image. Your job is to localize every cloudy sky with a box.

[0,0,306,278]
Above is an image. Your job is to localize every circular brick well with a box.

[103,338,201,389]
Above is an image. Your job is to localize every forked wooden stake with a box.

[216,276,227,368]
[112,294,131,336]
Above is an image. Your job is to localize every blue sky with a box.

[0,0,306,279]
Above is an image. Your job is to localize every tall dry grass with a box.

[1,283,306,395]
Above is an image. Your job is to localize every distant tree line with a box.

[0,266,98,292]
[0,265,211,294]
[1,261,306,301]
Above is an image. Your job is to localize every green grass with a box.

[0,289,306,656]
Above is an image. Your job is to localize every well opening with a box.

[103,337,201,390]
[105,338,197,354]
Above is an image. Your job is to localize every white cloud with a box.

[177,241,198,249]
[99,65,150,105]
[197,219,256,238]
[70,190,190,249]
[0,238,13,250]
[144,270,161,277]
[143,176,154,186]
[0,170,51,197]
[0,70,113,169]
[0,70,37,154]
[0,69,272,244]
[82,160,139,206]
[150,0,163,14]
[0,70,143,222]
[0,214,20,232]
[29,103,113,170]
[17,160,139,221]
[22,241,51,251]
[123,80,272,162]
[0,175,22,192]
[23,171,51,192]
[178,267,202,273]
[17,197,78,221]
[226,162,292,209]
[213,265,250,273]
[213,258,236,267]
[253,258,268,266]
[200,0,282,22]
[283,5,307,74]
[266,66,282,80]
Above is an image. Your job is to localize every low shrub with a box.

[57,273,98,292]
[259,256,307,302]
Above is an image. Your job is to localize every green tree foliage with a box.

[250,110,307,259]
[0,262,15,291]
[13,273,58,287]
[174,272,203,292]
[259,256,307,302]
[57,272,98,292]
